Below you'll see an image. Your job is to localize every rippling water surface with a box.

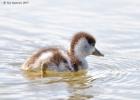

[0,0,140,100]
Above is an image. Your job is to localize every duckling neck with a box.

[68,50,87,71]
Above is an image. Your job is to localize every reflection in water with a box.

[22,70,95,100]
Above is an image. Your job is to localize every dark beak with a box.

[92,48,104,56]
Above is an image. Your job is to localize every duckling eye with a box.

[87,39,95,46]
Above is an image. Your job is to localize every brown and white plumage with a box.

[22,32,104,75]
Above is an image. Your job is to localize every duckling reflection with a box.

[22,70,96,100]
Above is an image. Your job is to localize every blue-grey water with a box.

[0,0,140,100]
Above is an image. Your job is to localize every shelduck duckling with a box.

[22,32,104,75]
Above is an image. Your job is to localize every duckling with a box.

[21,32,104,75]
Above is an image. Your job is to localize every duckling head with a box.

[70,32,104,59]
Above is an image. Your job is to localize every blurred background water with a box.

[0,0,140,100]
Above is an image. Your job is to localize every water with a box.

[0,0,140,100]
